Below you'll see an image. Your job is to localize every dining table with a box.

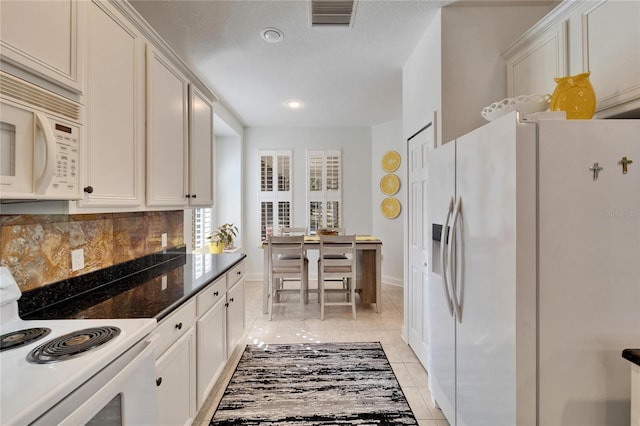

[262,235,383,315]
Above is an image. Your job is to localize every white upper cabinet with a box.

[504,0,640,117]
[505,19,568,98]
[78,0,145,208]
[188,86,214,206]
[575,0,640,115]
[146,46,189,207]
[0,0,84,93]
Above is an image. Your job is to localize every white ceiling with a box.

[129,0,448,128]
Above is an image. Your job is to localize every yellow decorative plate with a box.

[381,197,401,219]
[380,174,400,195]
[381,151,401,172]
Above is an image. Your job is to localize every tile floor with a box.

[194,280,450,426]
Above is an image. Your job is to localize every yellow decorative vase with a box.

[208,241,223,254]
[550,71,596,119]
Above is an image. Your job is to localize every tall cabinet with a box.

[146,47,190,207]
[80,0,145,208]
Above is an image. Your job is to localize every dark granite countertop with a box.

[623,349,640,367]
[20,248,246,322]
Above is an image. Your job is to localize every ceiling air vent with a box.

[311,0,356,27]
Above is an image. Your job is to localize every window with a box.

[307,150,342,234]
[192,207,213,250]
[258,151,292,242]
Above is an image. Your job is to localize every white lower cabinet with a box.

[196,276,227,410]
[226,278,245,353]
[155,299,197,426]
[156,259,245,423]
[156,326,197,426]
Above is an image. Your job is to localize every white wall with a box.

[215,134,242,239]
[440,4,554,143]
[243,126,372,280]
[402,9,442,144]
[371,120,404,286]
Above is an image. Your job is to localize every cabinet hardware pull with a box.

[175,322,183,330]
[185,194,191,198]
[225,303,229,307]
[192,194,197,198]
[214,291,219,296]
[237,271,241,276]
[156,377,162,386]
[83,186,94,194]
[229,298,234,302]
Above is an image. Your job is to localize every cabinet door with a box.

[146,46,189,207]
[79,1,144,208]
[578,0,640,114]
[226,279,245,353]
[156,326,196,426]
[196,298,226,409]
[189,86,214,206]
[0,0,83,92]
[505,19,568,98]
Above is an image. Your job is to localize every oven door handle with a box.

[35,334,159,426]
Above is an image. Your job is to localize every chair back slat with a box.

[319,235,356,277]
[269,235,305,276]
[280,226,307,236]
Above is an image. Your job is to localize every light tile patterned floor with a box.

[194,280,450,426]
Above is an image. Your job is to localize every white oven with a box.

[0,71,82,201]
[0,268,158,425]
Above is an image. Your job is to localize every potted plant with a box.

[208,223,238,253]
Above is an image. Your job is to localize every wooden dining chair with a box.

[318,234,357,320]
[279,226,310,303]
[267,235,308,320]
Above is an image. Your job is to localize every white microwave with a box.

[0,72,83,202]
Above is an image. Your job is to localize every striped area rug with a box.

[210,342,417,425]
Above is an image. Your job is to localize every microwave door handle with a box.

[34,112,56,194]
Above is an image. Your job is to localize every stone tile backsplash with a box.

[0,211,183,292]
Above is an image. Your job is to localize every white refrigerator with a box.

[427,111,640,426]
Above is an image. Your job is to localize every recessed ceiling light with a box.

[261,27,284,43]
[286,99,303,109]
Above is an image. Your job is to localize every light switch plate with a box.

[161,233,167,248]
[161,275,167,290]
[71,249,84,271]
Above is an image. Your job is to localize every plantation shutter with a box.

[259,151,292,243]
[306,150,342,233]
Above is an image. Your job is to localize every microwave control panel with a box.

[50,122,80,197]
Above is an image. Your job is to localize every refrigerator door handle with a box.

[440,197,455,317]
[449,196,463,323]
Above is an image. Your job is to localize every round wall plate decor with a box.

[381,197,401,219]
[381,151,401,172]
[380,174,400,195]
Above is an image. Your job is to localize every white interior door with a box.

[407,125,434,369]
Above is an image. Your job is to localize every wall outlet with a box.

[71,249,84,272]
[161,275,167,290]
[161,233,167,248]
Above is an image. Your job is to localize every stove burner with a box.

[27,326,121,364]
[0,328,52,352]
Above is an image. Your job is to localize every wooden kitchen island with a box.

[262,235,383,315]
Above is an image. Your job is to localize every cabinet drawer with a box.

[227,261,245,289]
[196,276,226,317]
[156,298,196,357]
